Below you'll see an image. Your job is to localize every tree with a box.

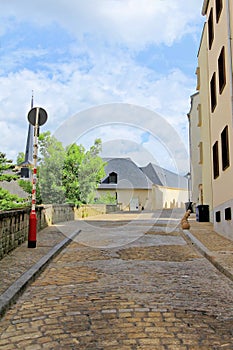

[78,139,106,203]
[62,143,85,204]
[62,139,106,204]
[38,131,66,204]
[92,192,116,204]
[16,152,25,165]
[0,152,18,181]
[0,187,28,211]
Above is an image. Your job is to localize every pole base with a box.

[28,210,37,248]
[28,240,37,248]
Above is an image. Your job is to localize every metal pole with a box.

[28,107,39,248]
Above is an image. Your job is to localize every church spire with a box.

[31,90,34,108]
[20,92,34,178]
[24,91,34,165]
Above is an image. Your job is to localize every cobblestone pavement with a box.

[0,226,65,296]
[0,211,233,349]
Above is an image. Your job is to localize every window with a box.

[216,0,223,23]
[218,47,226,93]
[225,207,231,221]
[197,104,202,127]
[221,125,230,170]
[196,67,200,90]
[208,8,214,49]
[210,73,217,112]
[198,142,203,164]
[213,141,219,179]
[109,172,117,184]
[215,211,221,222]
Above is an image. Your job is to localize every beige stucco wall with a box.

[201,0,233,236]
[188,92,203,206]
[197,21,213,219]
[152,185,187,210]
[97,189,152,211]
[97,186,187,211]
[206,0,233,207]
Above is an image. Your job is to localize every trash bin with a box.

[185,202,193,213]
[196,205,209,222]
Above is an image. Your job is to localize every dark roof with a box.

[99,158,153,189]
[0,180,29,199]
[140,163,187,189]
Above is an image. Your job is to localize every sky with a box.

[0,0,205,174]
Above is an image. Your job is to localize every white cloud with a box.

[0,56,192,166]
[0,0,203,169]
[54,103,189,174]
[0,0,203,48]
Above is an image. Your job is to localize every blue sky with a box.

[0,0,205,173]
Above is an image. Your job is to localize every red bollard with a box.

[28,210,37,248]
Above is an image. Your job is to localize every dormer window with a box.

[109,172,117,184]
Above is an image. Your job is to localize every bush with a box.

[93,192,116,204]
[0,187,29,211]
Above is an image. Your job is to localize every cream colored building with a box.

[191,0,233,238]
[187,92,203,209]
[97,158,188,211]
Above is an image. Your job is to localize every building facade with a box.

[187,92,203,209]
[97,158,188,211]
[191,0,233,238]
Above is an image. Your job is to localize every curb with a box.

[0,230,81,318]
[182,229,233,282]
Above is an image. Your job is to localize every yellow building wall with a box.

[201,0,233,238]
[152,185,187,210]
[206,0,233,208]
[188,92,203,206]
[97,187,187,211]
[197,21,213,217]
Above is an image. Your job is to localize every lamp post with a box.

[185,172,192,212]
[28,107,47,248]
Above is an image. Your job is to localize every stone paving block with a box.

[0,212,233,348]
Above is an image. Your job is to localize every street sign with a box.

[28,107,48,126]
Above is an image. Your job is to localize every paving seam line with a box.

[182,229,233,282]
[0,229,81,318]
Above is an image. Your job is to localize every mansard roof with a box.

[140,163,187,189]
[99,158,152,189]
[99,158,187,190]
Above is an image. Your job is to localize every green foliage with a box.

[0,152,18,182]
[18,174,42,205]
[62,143,85,204]
[16,152,25,165]
[0,187,28,211]
[38,131,66,204]
[93,192,116,204]
[18,179,32,194]
[63,139,106,204]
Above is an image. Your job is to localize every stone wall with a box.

[43,204,75,225]
[74,204,119,219]
[0,204,74,260]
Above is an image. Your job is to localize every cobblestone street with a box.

[0,212,233,349]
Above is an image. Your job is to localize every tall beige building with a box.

[190,0,233,239]
[187,92,203,208]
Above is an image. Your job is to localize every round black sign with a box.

[28,107,48,126]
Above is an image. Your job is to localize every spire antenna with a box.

[31,90,34,108]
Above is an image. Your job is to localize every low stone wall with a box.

[0,204,74,260]
[74,204,119,219]
[74,204,106,219]
[42,204,75,225]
